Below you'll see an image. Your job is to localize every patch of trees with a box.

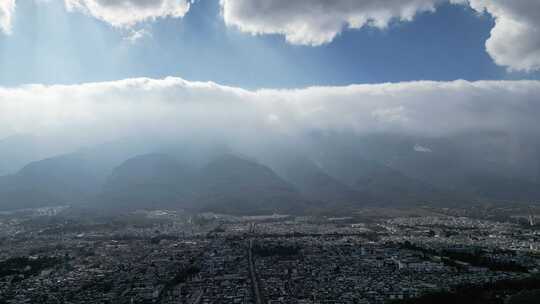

[253,244,300,257]
[0,256,61,279]
[398,242,528,272]
[79,279,114,293]
[157,265,200,302]
[506,289,540,304]
[170,265,200,285]
[150,234,180,244]
[441,250,528,273]
[388,275,540,304]
[399,241,437,255]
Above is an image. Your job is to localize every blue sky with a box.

[1,0,539,89]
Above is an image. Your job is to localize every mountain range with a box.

[1,131,540,214]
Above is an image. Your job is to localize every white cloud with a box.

[414,144,432,153]
[466,0,540,72]
[0,78,539,146]
[220,0,451,46]
[2,1,540,72]
[64,0,191,28]
[220,0,540,71]
[0,0,15,35]
[124,27,151,43]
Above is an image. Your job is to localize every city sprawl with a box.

[0,206,539,303]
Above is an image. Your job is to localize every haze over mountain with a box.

[1,127,540,214]
[309,131,540,204]
[0,134,75,176]
[269,155,363,207]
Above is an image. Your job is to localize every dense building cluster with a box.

[0,207,539,303]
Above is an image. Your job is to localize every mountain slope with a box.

[0,155,101,210]
[195,154,308,214]
[309,142,465,206]
[98,154,195,210]
[313,132,540,204]
[269,155,365,206]
[351,160,461,206]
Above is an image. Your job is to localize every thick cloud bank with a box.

[1,77,539,146]
[64,0,191,27]
[0,0,15,34]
